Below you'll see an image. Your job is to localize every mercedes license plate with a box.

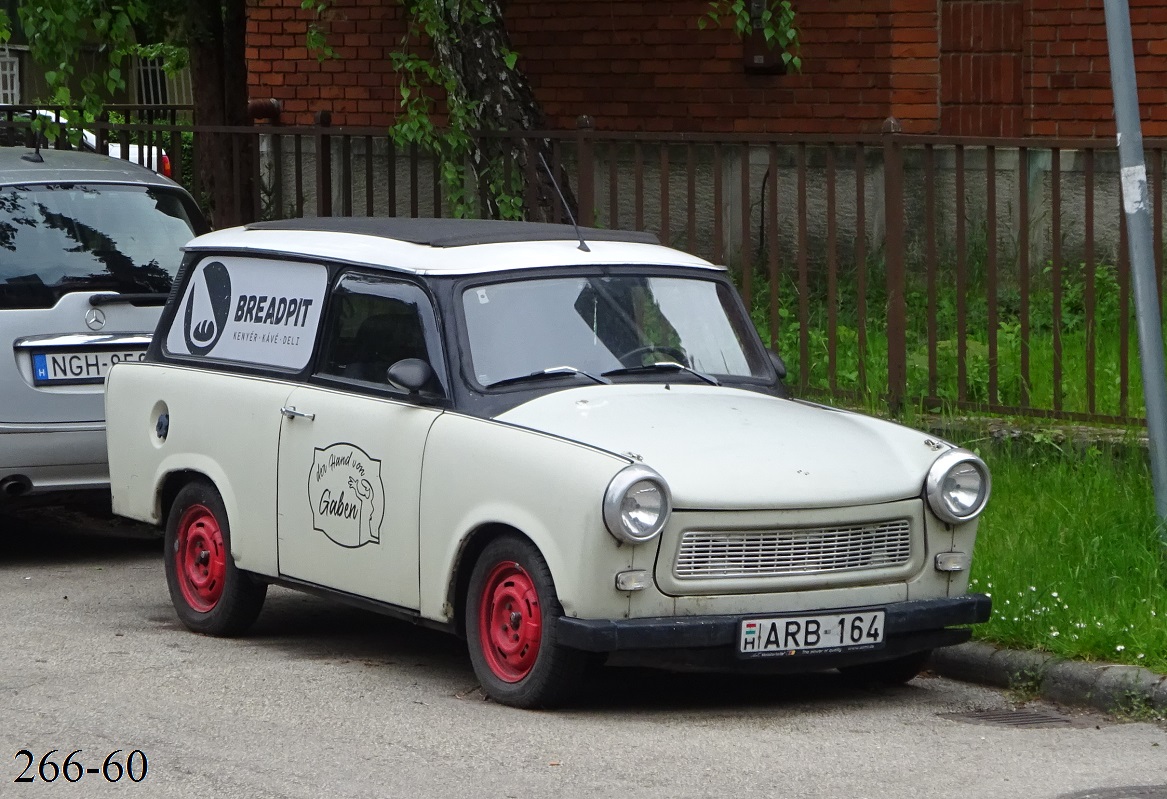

[739,610,886,657]
[31,349,146,385]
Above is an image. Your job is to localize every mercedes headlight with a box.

[603,464,671,544]
[925,449,991,524]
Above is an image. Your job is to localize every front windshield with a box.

[461,273,771,387]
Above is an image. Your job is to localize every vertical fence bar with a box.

[231,133,245,223]
[986,146,999,406]
[294,134,304,217]
[432,153,442,218]
[1085,148,1097,414]
[855,145,868,392]
[271,132,285,219]
[340,135,353,217]
[315,112,332,218]
[250,132,262,223]
[386,139,397,217]
[768,143,781,354]
[610,143,620,230]
[687,144,697,252]
[169,129,185,197]
[739,143,751,303]
[522,140,539,220]
[826,144,838,392]
[883,127,907,412]
[1018,147,1030,407]
[712,144,723,263]
[797,144,810,393]
[364,136,374,216]
[634,143,644,232]
[659,145,671,245]
[576,119,595,227]
[955,145,968,402]
[409,142,420,218]
[551,141,565,223]
[1052,148,1063,412]
[925,144,938,402]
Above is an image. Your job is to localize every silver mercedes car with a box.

[0,146,207,501]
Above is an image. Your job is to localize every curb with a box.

[927,642,1167,717]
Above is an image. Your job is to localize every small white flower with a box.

[1050,631,1060,637]
[1138,653,1145,659]
[1051,591,1059,598]
[1116,645,1126,652]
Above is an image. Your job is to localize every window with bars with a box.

[0,54,19,104]
[136,56,168,105]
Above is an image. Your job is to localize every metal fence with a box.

[5,105,1165,428]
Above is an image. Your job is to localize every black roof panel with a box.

[245,217,661,248]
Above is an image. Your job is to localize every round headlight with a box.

[603,464,671,544]
[925,449,991,524]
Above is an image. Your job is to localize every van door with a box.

[274,274,447,610]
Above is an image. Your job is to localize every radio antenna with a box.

[538,150,589,252]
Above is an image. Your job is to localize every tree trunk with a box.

[431,1,576,222]
[188,0,256,227]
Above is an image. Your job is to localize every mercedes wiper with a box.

[602,361,721,386]
[485,365,611,390]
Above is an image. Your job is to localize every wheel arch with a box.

[158,468,216,524]
[446,522,538,640]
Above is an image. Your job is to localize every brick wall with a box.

[245,0,1167,137]
[941,0,1024,135]
[247,0,407,127]
[1027,0,1167,137]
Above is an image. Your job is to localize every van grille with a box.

[674,519,913,579]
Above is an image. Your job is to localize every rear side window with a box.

[0,183,201,309]
[163,255,329,372]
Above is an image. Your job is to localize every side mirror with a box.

[768,350,788,381]
[386,358,434,395]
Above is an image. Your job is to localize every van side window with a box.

[317,275,445,397]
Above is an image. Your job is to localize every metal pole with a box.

[1103,0,1167,536]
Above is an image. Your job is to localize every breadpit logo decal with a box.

[166,256,326,370]
[183,260,232,355]
[309,443,385,548]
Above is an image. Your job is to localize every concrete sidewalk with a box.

[929,641,1167,717]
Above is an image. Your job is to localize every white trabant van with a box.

[105,218,991,708]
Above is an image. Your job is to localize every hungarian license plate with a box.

[31,349,146,385]
[739,610,886,657]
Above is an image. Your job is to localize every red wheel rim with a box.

[478,561,543,683]
[174,503,227,613]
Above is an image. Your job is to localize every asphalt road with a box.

[2,503,1164,799]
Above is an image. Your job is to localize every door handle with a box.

[280,406,315,421]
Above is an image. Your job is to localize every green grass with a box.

[738,257,1151,421]
[967,441,1167,673]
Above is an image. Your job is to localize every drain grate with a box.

[942,708,1075,728]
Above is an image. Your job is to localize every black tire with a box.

[164,479,266,636]
[465,536,589,708]
[839,649,932,685]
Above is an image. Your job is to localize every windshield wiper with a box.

[602,361,721,386]
[485,365,612,390]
